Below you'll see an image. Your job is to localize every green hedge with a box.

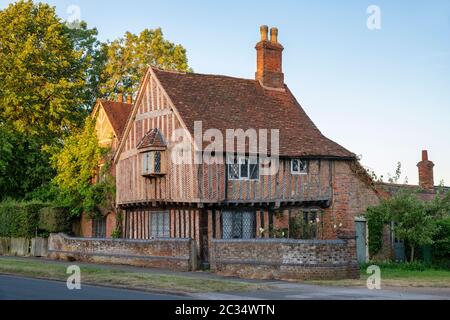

[39,206,71,233]
[0,201,71,238]
[432,217,450,263]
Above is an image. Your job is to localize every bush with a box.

[0,200,47,237]
[432,217,450,263]
[0,201,71,238]
[39,206,72,233]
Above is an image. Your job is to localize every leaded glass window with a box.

[222,210,255,239]
[151,211,170,238]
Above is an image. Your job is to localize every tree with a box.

[99,28,191,99]
[65,21,107,110]
[50,118,114,217]
[0,125,54,200]
[0,1,105,199]
[0,0,100,139]
[366,191,442,262]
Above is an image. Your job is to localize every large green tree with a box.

[0,1,104,199]
[0,0,101,139]
[99,28,191,99]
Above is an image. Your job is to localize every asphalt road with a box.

[1,272,449,300]
[0,275,187,300]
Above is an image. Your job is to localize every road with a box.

[0,275,187,300]
[1,272,449,300]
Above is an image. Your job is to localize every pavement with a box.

[1,257,450,300]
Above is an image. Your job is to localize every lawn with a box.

[306,263,450,288]
[0,257,267,294]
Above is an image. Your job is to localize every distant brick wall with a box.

[210,237,359,280]
[323,161,380,240]
[48,233,197,271]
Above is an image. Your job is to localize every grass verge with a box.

[0,257,266,294]
[305,264,450,288]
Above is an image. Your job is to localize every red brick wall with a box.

[80,213,92,238]
[105,212,117,238]
[210,237,358,280]
[48,233,197,271]
[323,161,380,240]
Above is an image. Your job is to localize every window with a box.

[142,151,165,176]
[92,217,106,238]
[291,159,308,175]
[222,210,255,239]
[289,210,321,239]
[151,211,170,238]
[227,155,259,180]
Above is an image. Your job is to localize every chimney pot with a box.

[422,150,428,161]
[127,95,132,104]
[117,93,123,103]
[260,25,269,41]
[255,26,284,89]
[270,27,279,43]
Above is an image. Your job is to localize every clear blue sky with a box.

[2,0,450,185]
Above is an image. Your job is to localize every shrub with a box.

[432,217,450,263]
[39,206,72,233]
[0,201,72,238]
[0,200,47,237]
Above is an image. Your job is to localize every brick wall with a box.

[48,233,197,271]
[323,161,380,239]
[210,237,359,280]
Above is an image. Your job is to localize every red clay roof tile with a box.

[99,100,133,140]
[152,67,355,158]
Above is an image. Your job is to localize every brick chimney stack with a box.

[417,150,435,190]
[255,25,284,89]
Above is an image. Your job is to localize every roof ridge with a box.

[151,65,259,83]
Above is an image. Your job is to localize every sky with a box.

[1,0,450,185]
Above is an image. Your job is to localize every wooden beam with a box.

[215,209,222,239]
[263,209,269,239]
[207,210,213,243]
[256,210,261,238]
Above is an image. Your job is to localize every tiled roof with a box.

[375,182,450,201]
[153,68,355,158]
[100,100,133,140]
[137,128,167,149]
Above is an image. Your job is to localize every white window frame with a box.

[227,155,259,181]
[291,159,308,175]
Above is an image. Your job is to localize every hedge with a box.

[0,201,71,238]
[39,206,71,233]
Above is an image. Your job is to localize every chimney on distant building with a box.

[417,150,435,190]
[117,93,123,103]
[126,95,133,104]
[255,25,285,89]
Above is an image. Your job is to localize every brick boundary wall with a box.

[48,233,197,271]
[210,237,359,280]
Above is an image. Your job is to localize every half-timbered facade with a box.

[78,98,133,238]
[112,26,381,269]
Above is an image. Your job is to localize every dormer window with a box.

[138,128,167,177]
[291,159,308,175]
